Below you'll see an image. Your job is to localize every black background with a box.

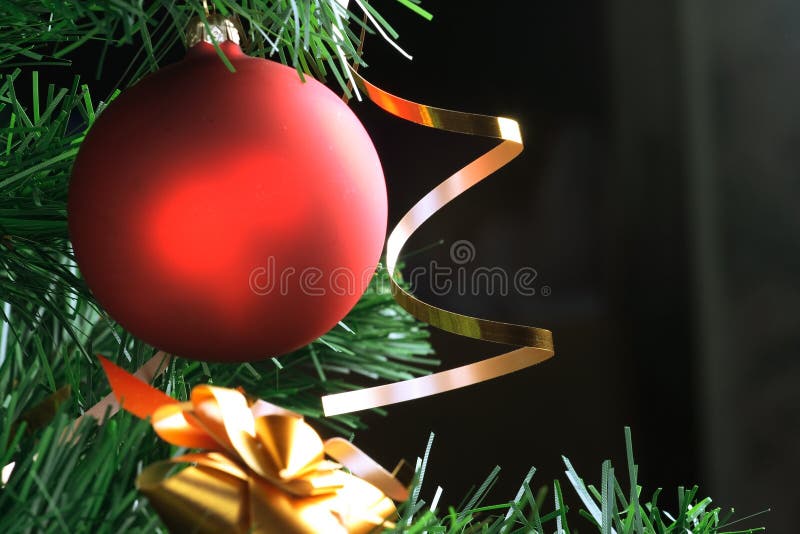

[351,2,799,531]
[52,1,800,530]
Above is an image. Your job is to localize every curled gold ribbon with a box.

[98,356,406,533]
[321,72,555,416]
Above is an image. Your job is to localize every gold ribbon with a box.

[320,72,555,416]
[98,357,406,533]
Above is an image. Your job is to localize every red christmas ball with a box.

[68,41,387,362]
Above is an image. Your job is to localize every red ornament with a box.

[68,40,387,362]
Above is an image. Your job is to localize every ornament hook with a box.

[186,12,241,48]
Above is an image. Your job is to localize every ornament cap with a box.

[186,14,241,48]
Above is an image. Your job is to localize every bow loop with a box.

[254,415,326,483]
[99,356,403,533]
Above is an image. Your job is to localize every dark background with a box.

[56,1,799,530]
[349,1,799,531]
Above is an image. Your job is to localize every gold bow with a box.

[99,357,406,533]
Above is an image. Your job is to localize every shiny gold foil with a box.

[98,357,405,534]
[321,72,555,416]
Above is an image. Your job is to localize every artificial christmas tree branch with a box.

[0,0,430,93]
[1,0,438,431]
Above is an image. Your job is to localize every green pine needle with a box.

[0,0,431,93]
[389,428,765,533]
